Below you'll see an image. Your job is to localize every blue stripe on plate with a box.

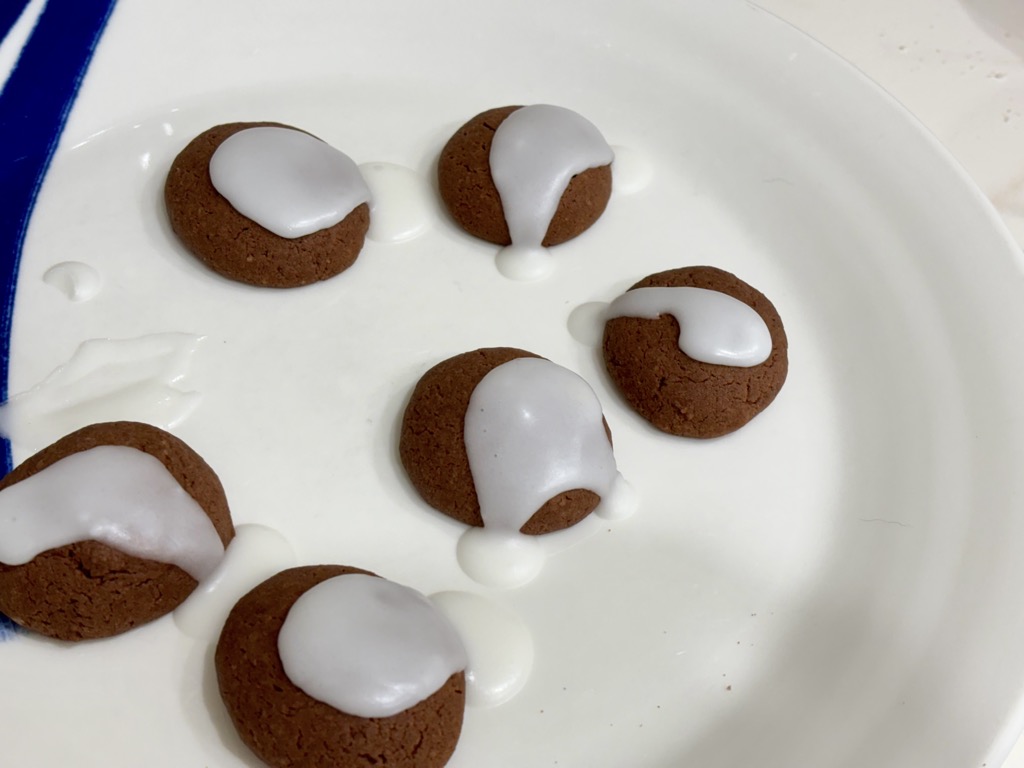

[0,1,33,52]
[0,0,119,640]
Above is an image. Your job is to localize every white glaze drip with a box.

[608,145,653,195]
[429,591,534,708]
[359,161,433,243]
[277,574,467,718]
[606,286,772,366]
[209,127,370,239]
[456,528,546,589]
[567,301,610,346]
[490,105,613,278]
[42,261,102,301]
[464,356,620,533]
[0,445,224,580]
[173,524,295,639]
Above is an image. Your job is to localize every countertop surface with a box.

[757,1,1024,765]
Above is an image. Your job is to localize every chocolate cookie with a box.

[399,348,609,534]
[602,266,788,438]
[0,421,234,641]
[164,121,370,288]
[437,105,612,247]
[216,565,466,768]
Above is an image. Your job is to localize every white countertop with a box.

[757,1,1024,764]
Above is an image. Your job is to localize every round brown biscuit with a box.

[216,565,465,768]
[437,106,612,246]
[0,421,234,641]
[164,121,370,288]
[399,347,604,534]
[602,266,788,438]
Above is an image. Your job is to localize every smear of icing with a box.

[490,105,613,281]
[209,126,370,239]
[459,357,635,588]
[0,445,224,580]
[0,333,202,453]
[359,161,433,243]
[429,591,534,708]
[606,286,772,366]
[173,524,295,640]
[609,145,653,195]
[42,261,102,301]
[277,574,467,718]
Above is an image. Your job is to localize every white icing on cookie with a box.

[606,286,772,366]
[277,574,467,718]
[209,126,370,239]
[464,357,619,533]
[458,357,632,588]
[0,445,224,580]
[489,105,613,280]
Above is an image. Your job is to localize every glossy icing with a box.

[489,105,613,280]
[458,357,634,588]
[277,573,467,718]
[0,444,224,580]
[209,126,370,239]
[606,286,772,366]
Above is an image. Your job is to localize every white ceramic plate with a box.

[4,1,1024,766]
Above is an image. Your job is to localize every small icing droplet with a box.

[456,527,545,589]
[173,524,295,639]
[209,127,370,239]
[567,301,610,346]
[42,261,102,301]
[277,574,467,718]
[0,445,224,580]
[607,286,772,366]
[609,145,653,195]
[429,591,534,708]
[495,244,554,281]
[359,162,432,243]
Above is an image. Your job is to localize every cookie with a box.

[602,266,788,438]
[0,421,234,641]
[216,565,466,768]
[437,105,613,248]
[399,347,614,535]
[164,121,370,288]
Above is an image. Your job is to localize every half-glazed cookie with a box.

[0,421,233,640]
[400,347,629,535]
[438,105,612,279]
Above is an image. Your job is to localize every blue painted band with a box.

[0,0,120,638]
